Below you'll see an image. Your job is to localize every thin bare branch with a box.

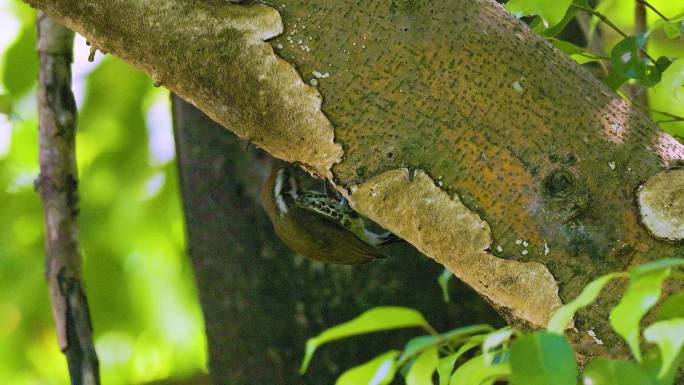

[36,12,100,385]
[637,0,669,21]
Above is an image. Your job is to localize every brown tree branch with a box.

[23,0,684,356]
[35,13,100,385]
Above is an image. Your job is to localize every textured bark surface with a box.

[24,0,684,356]
[36,13,100,385]
[172,97,502,384]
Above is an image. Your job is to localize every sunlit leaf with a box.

[509,332,577,385]
[583,359,657,385]
[657,292,684,321]
[642,348,681,385]
[482,327,515,366]
[438,269,453,302]
[651,18,684,39]
[401,335,438,363]
[2,26,38,97]
[399,324,493,364]
[610,269,671,362]
[547,273,624,333]
[406,347,439,385]
[336,351,401,385]
[643,319,684,378]
[631,258,684,277]
[551,39,603,64]
[663,21,683,39]
[654,58,684,102]
[505,0,573,29]
[449,354,510,385]
[552,39,582,55]
[534,0,587,37]
[437,339,482,385]
[300,307,432,373]
[0,94,12,115]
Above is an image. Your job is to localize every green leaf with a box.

[642,348,682,385]
[300,307,432,373]
[399,324,493,364]
[547,273,624,333]
[482,327,515,366]
[505,0,573,29]
[509,332,577,385]
[552,39,582,55]
[663,21,683,39]
[551,39,603,64]
[604,71,630,90]
[643,319,684,378]
[655,57,673,75]
[610,269,671,362]
[657,292,684,321]
[406,347,439,385]
[437,340,483,385]
[610,34,649,80]
[336,350,401,385]
[449,355,511,385]
[583,359,657,385]
[654,58,684,102]
[631,258,684,278]
[651,18,684,39]
[536,0,588,37]
[438,269,453,302]
[2,26,38,97]
[0,94,12,116]
[401,335,439,363]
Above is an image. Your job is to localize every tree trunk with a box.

[171,96,502,384]
[24,0,684,359]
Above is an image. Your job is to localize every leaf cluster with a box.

[302,259,684,385]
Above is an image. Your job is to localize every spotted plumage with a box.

[261,166,392,264]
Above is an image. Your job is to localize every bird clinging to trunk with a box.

[261,166,394,265]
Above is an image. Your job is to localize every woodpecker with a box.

[261,166,393,265]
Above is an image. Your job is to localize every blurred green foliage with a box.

[0,1,206,384]
[589,0,684,136]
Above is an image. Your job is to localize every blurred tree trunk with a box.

[171,96,502,384]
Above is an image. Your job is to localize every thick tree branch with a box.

[24,0,684,355]
[35,13,100,385]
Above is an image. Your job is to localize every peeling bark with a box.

[350,169,561,327]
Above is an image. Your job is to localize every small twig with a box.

[572,4,656,63]
[630,0,649,107]
[631,103,684,123]
[572,4,628,38]
[656,118,684,124]
[636,0,669,21]
[36,12,100,385]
